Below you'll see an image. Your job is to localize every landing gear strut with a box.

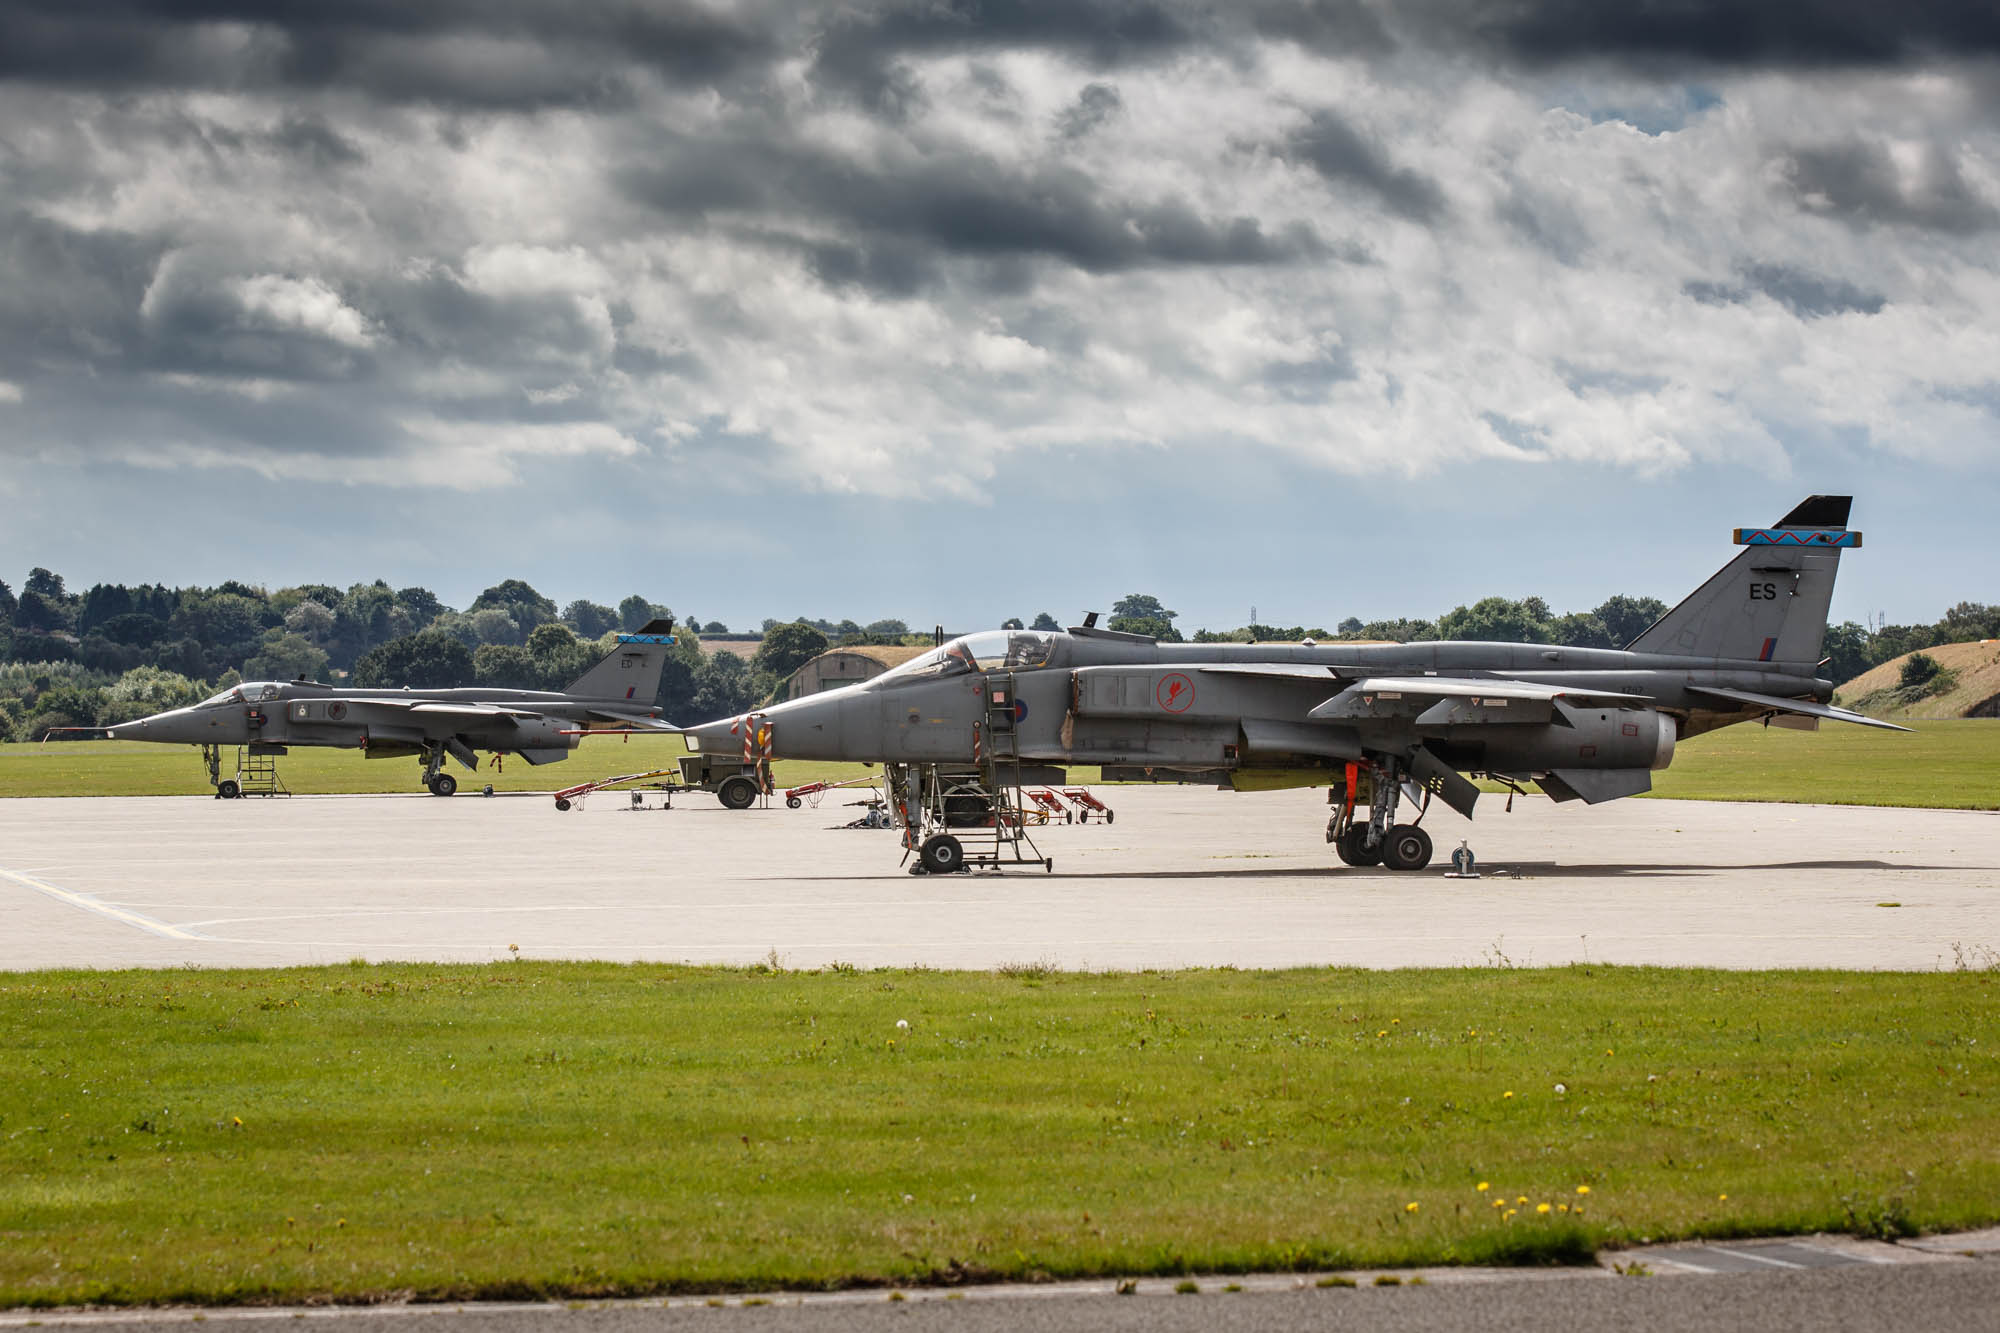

[202,744,236,799]
[1326,756,1434,871]
[421,745,457,797]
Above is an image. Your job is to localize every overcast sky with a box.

[2,1,1996,633]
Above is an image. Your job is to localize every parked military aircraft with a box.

[104,621,679,797]
[682,498,1903,873]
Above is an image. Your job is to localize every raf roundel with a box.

[1156,673,1195,713]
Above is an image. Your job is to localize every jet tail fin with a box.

[563,620,677,706]
[1626,495,1857,667]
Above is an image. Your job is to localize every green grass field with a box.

[3,719,1995,807]
[0,736,870,799]
[1646,718,2000,809]
[2,963,1994,1307]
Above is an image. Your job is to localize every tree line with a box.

[2,567,1991,741]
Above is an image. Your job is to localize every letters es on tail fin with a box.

[1625,495,1856,667]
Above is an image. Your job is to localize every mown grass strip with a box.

[6,721,1998,807]
[3,962,1995,1307]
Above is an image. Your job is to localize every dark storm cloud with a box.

[0,212,160,369]
[1777,140,1999,233]
[0,0,780,107]
[1425,1,2000,69]
[623,139,1329,282]
[1055,82,1123,140]
[808,0,1198,110]
[1284,110,1445,222]
[1685,263,1886,318]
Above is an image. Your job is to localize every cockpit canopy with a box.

[198,681,286,708]
[878,631,1056,683]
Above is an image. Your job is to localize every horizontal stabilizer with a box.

[1539,768,1653,804]
[1688,686,1912,731]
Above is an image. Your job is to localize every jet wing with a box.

[316,698,545,721]
[579,710,675,729]
[1688,686,1912,732]
[1195,663,1342,680]
[407,701,543,719]
[1351,677,1652,703]
[1317,677,1652,706]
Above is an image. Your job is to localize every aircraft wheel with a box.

[786,795,802,809]
[216,779,241,800]
[717,776,759,810]
[919,834,964,875]
[1105,809,1115,823]
[1382,824,1433,872]
[1335,825,1381,867]
[428,773,457,797]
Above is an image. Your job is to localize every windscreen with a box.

[879,632,1055,683]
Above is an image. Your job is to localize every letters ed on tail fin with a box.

[563,618,677,704]
[1624,495,1856,667]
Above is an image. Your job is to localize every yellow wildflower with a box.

[1502,1090,1515,1099]
[1718,1193,1729,1202]
[1476,1181,1490,1192]
[1536,1203,1551,1215]
[1405,1202,1420,1214]
[1576,1185,1591,1195]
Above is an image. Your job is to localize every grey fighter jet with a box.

[106,621,679,797]
[681,498,1903,873]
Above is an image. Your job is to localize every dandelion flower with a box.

[1605,1049,1614,1056]
[1576,1185,1591,1195]
[1405,1202,1420,1214]
[1377,1030,1388,1038]
[1718,1193,1729,1202]
[1502,1090,1515,1099]
[1491,1199,1505,1209]
[1536,1203,1551,1215]
[1476,1181,1490,1192]
[1559,1204,1570,1214]
[1391,1018,1400,1025]
[1504,1209,1516,1219]
[1516,1196,1528,1205]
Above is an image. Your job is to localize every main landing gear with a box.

[420,744,458,797]
[1326,756,1434,872]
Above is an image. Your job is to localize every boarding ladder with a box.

[234,745,290,798]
